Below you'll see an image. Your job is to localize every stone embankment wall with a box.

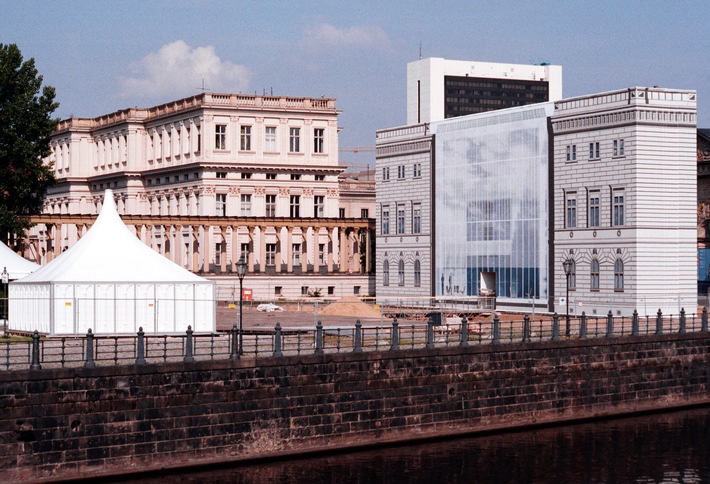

[1,333,709,482]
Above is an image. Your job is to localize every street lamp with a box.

[1,267,8,324]
[562,259,573,337]
[236,255,247,354]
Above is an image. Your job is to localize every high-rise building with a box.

[407,57,562,124]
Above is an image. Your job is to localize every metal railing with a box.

[1,308,708,371]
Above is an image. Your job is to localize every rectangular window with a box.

[314,195,324,218]
[413,163,422,178]
[215,124,226,150]
[291,174,301,180]
[566,192,577,228]
[397,204,405,234]
[240,194,252,216]
[613,189,624,226]
[361,208,369,218]
[382,167,390,181]
[339,208,346,218]
[414,260,421,287]
[590,259,600,291]
[266,173,276,180]
[214,243,223,266]
[589,142,600,159]
[313,128,324,153]
[265,194,276,217]
[397,165,405,179]
[315,174,325,181]
[265,126,277,152]
[265,243,276,266]
[318,243,325,266]
[216,172,227,179]
[613,139,625,157]
[215,193,226,217]
[289,127,300,152]
[290,195,300,218]
[382,207,390,235]
[588,191,600,227]
[241,173,252,179]
[292,243,301,266]
[413,203,421,234]
[566,144,576,162]
[240,243,250,263]
[301,286,309,296]
[240,126,251,151]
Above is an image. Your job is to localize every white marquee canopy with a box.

[10,190,215,335]
[1,241,39,280]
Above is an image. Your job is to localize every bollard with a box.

[273,322,283,357]
[522,315,530,343]
[135,327,146,365]
[491,315,500,345]
[703,307,708,332]
[679,308,686,334]
[606,310,614,338]
[229,324,239,360]
[631,310,639,337]
[460,316,469,347]
[390,318,400,351]
[30,330,41,370]
[353,320,363,353]
[551,313,560,341]
[85,328,96,368]
[426,315,435,349]
[655,309,663,335]
[184,326,195,363]
[314,320,324,355]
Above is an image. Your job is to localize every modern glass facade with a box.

[444,75,550,118]
[432,103,552,304]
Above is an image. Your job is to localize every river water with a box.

[129,406,710,483]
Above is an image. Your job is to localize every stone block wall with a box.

[1,333,709,482]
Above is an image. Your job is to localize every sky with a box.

[3,1,709,169]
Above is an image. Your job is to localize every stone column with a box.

[275,226,282,273]
[286,227,293,273]
[365,228,371,273]
[339,227,348,273]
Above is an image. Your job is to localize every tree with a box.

[0,43,58,244]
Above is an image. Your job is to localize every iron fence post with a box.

[273,322,283,357]
[460,316,469,347]
[655,309,663,335]
[552,313,560,341]
[315,320,324,355]
[631,310,639,337]
[184,326,194,363]
[703,307,708,332]
[522,315,530,343]
[229,324,239,360]
[679,308,686,334]
[136,327,146,365]
[30,330,41,370]
[606,310,614,338]
[492,315,500,345]
[390,318,400,351]
[353,320,363,353]
[579,312,587,339]
[84,329,96,368]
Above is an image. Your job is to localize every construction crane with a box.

[339,146,375,153]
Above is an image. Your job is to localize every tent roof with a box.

[1,241,40,280]
[18,190,207,283]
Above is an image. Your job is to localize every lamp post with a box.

[562,259,573,337]
[1,267,8,324]
[236,256,247,355]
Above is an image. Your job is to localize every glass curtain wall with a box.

[433,103,552,303]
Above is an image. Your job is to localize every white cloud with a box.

[301,23,391,51]
[118,41,251,99]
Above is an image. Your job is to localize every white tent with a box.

[1,241,39,280]
[9,190,215,335]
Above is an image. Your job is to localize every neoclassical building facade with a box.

[23,93,375,299]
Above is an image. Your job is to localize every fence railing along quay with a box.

[1,308,709,371]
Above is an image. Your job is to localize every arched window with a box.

[383,260,389,286]
[590,259,600,291]
[414,260,421,287]
[398,259,405,286]
[614,258,624,291]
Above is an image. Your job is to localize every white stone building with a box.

[24,93,375,300]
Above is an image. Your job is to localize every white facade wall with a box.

[552,87,697,317]
[407,57,563,124]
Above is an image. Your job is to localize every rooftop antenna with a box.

[196,78,210,93]
[419,42,422,60]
